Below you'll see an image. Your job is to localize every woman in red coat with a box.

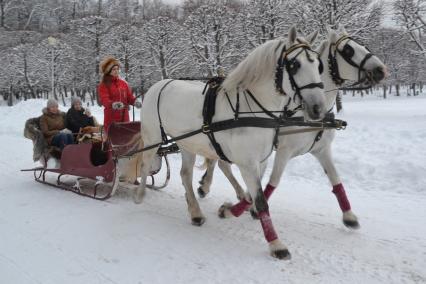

[98,56,142,133]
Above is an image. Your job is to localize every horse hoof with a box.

[218,203,232,219]
[249,208,259,219]
[191,217,205,226]
[343,210,360,229]
[343,219,360,229]
[197,187,206,198]
[271,249,291,260]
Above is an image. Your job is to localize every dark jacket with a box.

[39,108,67,144]
[66,107,95,134]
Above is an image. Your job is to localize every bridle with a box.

[328,35,374,90]
[275,43,324,100]
[260,42,323,119]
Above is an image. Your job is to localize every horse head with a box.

[276,26,326,120]
[325,25,388,86]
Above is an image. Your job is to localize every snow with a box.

[0,94,426,283]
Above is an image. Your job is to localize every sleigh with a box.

[21,121,179,200]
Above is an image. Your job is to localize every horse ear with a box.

[317,40,328,56]
[325,24,333,34]
[288,25,297,44]
[306,30,319,45]
[329,30,338,44]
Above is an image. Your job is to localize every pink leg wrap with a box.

[258,211,278,242]
[263,184,276,201]
[332,183,351,212]
[230,198,252,217]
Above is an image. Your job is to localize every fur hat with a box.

[47,98,58,108]
[99,56,120,75]
[71,96,81,106]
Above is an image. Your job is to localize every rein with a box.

[123,116,346,158]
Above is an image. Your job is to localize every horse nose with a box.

[312,104,321,119]
[372,66,385,82]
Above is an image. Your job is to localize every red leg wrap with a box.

[230,198,251,217]
[263,184,276,201]
[332,183,351,212]
[259,211,278,242]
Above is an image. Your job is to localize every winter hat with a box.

[71,96,82,106]
[46,98,58,108]
[99,56,120,75]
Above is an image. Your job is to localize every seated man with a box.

[40,98,74,151]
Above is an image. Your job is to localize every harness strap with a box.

[306,130,324,153]
[157,79,175,144]
[245,90,280,119]
[123,116,347,158]
[202,77,232,163]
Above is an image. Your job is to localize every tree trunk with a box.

[396,84,400,96]
[159,46,168,79]
[336,93,343,113]
[412,83,416,96]
[383,85,387,99]
[0,0,5,28]
[91,89,97,106]
[23,54,37,99]
[7,85,13,106]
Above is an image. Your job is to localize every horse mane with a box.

[222,36,311,93]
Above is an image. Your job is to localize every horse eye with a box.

[342,44,354,57]
[287,60,300,75]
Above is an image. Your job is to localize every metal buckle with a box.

[202,124,210,133]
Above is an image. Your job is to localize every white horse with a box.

[135,26,326,259]
[198,26,387,228]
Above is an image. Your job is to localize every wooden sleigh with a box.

[22,122,179,200]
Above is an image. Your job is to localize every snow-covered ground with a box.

[0,94,425,284]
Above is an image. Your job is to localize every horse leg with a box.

[218,160,245,201]
[181,150,205,226]
[244,150,292,219]
[220,164,290,259]
[197,158,216,198]
[134,149,157,204]
[247,159,271,218]
[312,146,360,229]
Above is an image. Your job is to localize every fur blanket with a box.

[24,116,51,162]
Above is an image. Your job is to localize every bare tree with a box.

[241,0,291,48]
[394,0,426,57]
[184,1,239,76]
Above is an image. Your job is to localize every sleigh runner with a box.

[22,121,179,200]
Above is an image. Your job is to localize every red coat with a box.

[98,77,136,132]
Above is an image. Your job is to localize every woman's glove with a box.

[134,101,142,109]
[112,102,125,110]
